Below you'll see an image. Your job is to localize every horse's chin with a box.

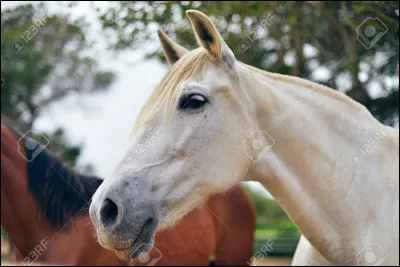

[113,235,155,263]
[95,225,156,263]
[115,248,133,262]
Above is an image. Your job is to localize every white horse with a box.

[89,10,399,266]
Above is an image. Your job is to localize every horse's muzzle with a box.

[89,181,159,261]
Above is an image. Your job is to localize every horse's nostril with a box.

[100,198,119,227]
[145,217,154,226]
[143,216,156,231]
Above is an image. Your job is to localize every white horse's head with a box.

[90,10,259,260]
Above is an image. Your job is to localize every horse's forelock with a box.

[132,48,212,134]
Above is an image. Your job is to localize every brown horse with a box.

[1,120,255,266]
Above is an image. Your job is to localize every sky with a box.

[1,1,272,197]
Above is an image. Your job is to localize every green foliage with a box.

[97,1,399,126]
[1,3,116,129]
[241,183,301,256]
[241,183,292,223]
[44,127,93,172]
[1,3,116,167]
[253,231,300,257]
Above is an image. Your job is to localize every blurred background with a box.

[1,1,399,265]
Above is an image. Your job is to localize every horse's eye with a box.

[179,93,208,111]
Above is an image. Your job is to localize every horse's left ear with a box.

[157,30,189,66]
[186,10,235,66]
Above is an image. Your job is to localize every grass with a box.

[253,224,301,257]
[255,229,281,239]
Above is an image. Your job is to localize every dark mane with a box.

[26,145,103,228]
[2,117,103,229]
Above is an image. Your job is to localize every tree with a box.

[1,3,116,167]
[1,3,115,129]
[97,1,399,126]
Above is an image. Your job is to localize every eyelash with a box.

[178,93,208,111]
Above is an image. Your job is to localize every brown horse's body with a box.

[1,122,255,266]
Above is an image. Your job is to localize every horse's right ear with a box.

[186,10,235,67]
[157,30,189,66]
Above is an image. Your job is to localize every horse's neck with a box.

[0,142,98,264]
[43,216,114,265]
[0,125,53,258]
[0,124,111,265]
[243,69,399,264]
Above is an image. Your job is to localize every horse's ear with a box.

[186,10,235,66]
[157,30,189,66]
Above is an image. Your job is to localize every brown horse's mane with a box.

[2,116,103,229]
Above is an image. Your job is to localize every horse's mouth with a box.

[114,219,156,261]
